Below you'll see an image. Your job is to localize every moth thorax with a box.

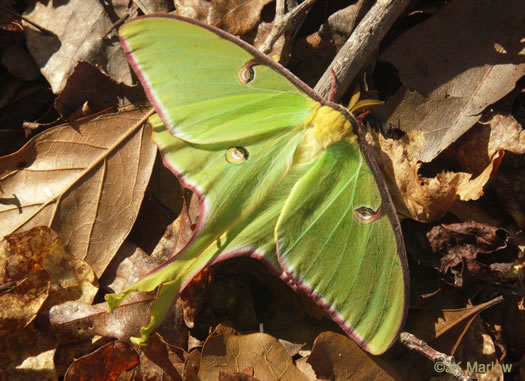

[309,105,353,147]
[293,104,355,166]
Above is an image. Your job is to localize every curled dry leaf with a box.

[451,115,524,177]
[23,0,133,94]
[487,114,525,156]
[380,0,525,162]
[481,114,525,228]
[371,109,522,222]
[150,193,199,263]
[175,0,273,35]
[427,222,508,285]
[0,108,156,277]
[198,324,310,381]
[372,133,503,222]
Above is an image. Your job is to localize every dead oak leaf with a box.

[427,222,508,285]
[198,324,310,381]
[0,108,156,277]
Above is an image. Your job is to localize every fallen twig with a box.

[314,0,410,102]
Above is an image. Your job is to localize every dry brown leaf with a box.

[375,134,505,222]
[405,296,503,355]
[487,114,525,156]
[50,237,188,346]
[184,349,201,379]
[174,0,211,23]
[440,113,521,184]
[151,193,198,263]
[138,333,186,381]
[176,0,274,35]
[208,0,273,35]
[455,150,503,201]
[307,331,401,380]
[380,0,525,162]
[3,226,98,311]
[23,0,133,94]
[427,222,508,283]
[64,341,139,380]
[54,337,114,377]
[0,109,156,277]
[49,297,152,343]
[376,135,463,221]
[101,242,162,294]
[198,324,310,381]
[55,61,146,119]
[0,227,102,380]
[0,235,50,334]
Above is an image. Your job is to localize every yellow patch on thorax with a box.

[293,102,356,166]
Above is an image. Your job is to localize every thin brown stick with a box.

[313,0,410,102]
[0,4,52,34]
[400,332,473,381]
[260,0,317,54]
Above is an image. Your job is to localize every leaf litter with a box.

[0,108,156,277]
[0,0,524,379]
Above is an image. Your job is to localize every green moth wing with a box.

[120,16,319,144]
[276,140,407,354]
[107,114,312,344]
[107,14,409,355]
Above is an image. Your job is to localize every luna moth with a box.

[106,14,409,355]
